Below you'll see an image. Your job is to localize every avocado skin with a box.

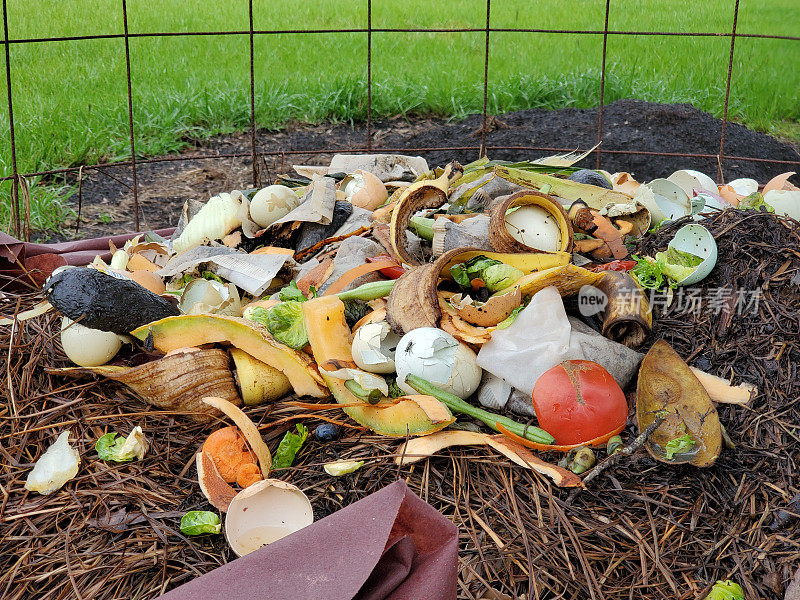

[568,169,613,190]
[44,268,180,335]
[295,201,353,253]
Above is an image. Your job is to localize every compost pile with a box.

[2,154,799,600]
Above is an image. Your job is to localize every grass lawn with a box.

[1,0,799,233]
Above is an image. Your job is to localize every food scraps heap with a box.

[14,153,799,591]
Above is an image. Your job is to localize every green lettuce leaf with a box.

[497,305,524,329]
[244,305,270,327]
[449,255,524,292]
[631,255,672,290]
[266,301,308,349]
[738,192,774,212]
[705,580,744,600]
[95,432,145,462]
[180,511,221,536]
[273,424,309,469]
[665,433,696,459]
[655,247,703,283]
[278,280,314,302]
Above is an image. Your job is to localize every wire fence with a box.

[3,0,800,238]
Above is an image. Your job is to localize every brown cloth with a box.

[0,229,175,287]
[157,479,458,600]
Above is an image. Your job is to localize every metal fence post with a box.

[366,0,372,152]
[718,0,740,183]
[249,0,257,187]
[122,0,140,231]
[596,0,611,169]
[2,0,20,238]
[480,0,491,158]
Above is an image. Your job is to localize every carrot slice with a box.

[322,261,396,296]
[496,422,626,453]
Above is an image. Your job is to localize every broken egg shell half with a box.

[225,478,314,557]
[669,224,718,286]
[179,278,241,317]
[60,317,123,367]
[350,321,401,374]
[764,189,800,220]
[666,170,718,198]
[641,178,692,222]
[394,327,482,399]
[450,287,522,328]
[726,178,759,196]
[342,170,388,211]
[249,185,302,228]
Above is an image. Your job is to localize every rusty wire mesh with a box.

[2,0,800,237]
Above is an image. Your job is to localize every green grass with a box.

[1,0,799,236]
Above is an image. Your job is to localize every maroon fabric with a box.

[0,229,174,288]
[156,480,458,600]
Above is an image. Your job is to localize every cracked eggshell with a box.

[350,321,401,374]
[727,178,758,196]
[394,327,482,398]
[642,178,692,221]
[764,189,800,220]
[249,185,302,228]
[225,479,313,557]
[343,170,388,211]
[60,317,122,367]
[669,224,718,286]
[666,170,718,196]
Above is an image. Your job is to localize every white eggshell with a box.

[394,327,482,398]
[667,170,718,196]
[764,189,800,220]
[644,179,692,221]
[225,479,314,557]
[249,185,301,228]
[504,205,562,252]
[668,224,718,285]
[60,317,122,367]
[350,321,401,374]
[727,178,759,196]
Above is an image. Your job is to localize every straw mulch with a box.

[1,209,798,600]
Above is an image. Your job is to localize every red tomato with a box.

[366,255,406,279]
[532,360,628,445]
[588,260,636,273]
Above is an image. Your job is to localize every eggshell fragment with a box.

[764,189,800,220]
[668,224,718,286]
[666,170,718,197]
[394,327,482,398]
[727,178,758,196]
[60,317,122,367]
[350,321,401,374]
[225,479,313,556]
[343,170,388,211]
[249,185,302,228]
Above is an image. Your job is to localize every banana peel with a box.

[386,247,570,335]
[389,161,463,265]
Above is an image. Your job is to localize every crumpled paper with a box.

[477,286,642,398]
[156,479,458,600]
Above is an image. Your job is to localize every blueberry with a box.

[314,423,340,441]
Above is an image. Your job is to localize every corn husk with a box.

[51,348,240,422]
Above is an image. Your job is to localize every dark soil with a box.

[50,99,799,242]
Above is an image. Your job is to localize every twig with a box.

[568,416,665,502]
[293,225,371,262]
